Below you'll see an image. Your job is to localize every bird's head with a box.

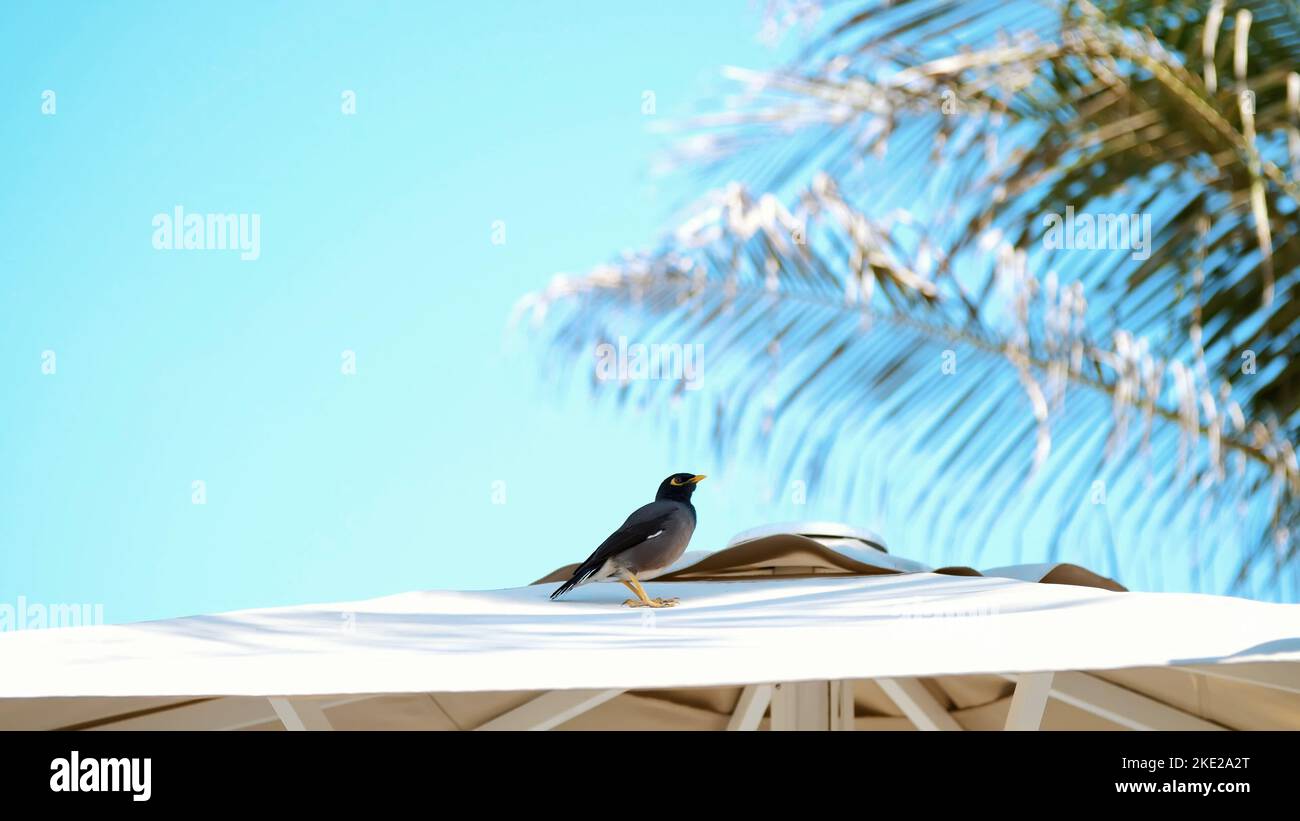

[656,472,706,502]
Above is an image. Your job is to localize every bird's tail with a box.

[550,561,599,600]
[549,577,579,600]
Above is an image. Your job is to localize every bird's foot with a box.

[622,597,679,608]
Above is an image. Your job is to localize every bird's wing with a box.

[549,503,678,599]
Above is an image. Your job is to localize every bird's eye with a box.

[670,476,686,486]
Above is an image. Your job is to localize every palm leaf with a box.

[516,0,1300,595]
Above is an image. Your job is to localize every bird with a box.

[550,473,705,608]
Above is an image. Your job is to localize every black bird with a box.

[551,473,706,607]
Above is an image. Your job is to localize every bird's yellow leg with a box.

[620,573,678,608]
[619,577,650,607]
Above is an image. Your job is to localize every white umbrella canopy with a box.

[1,526,1297,730]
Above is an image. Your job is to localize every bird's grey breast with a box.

[618,502,696,573]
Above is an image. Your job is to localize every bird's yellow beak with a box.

[688,474,707,484]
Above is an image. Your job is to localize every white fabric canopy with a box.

[2,569,1297,700]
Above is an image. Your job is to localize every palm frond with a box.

[516,178,1299,591]
[517,0,1300,595]
[667,0,1300,422]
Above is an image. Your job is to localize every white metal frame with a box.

[67,660,1282,730]
[831,679,856,731]
[1003,672,1054,730]
[727,684,774,731]
[1006,671,1224,730]
[474,689,624,731]
[268,697,335,731]
[877,677,962,731]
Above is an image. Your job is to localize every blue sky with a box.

[0,2,827,623]
[2,2,1282,624]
